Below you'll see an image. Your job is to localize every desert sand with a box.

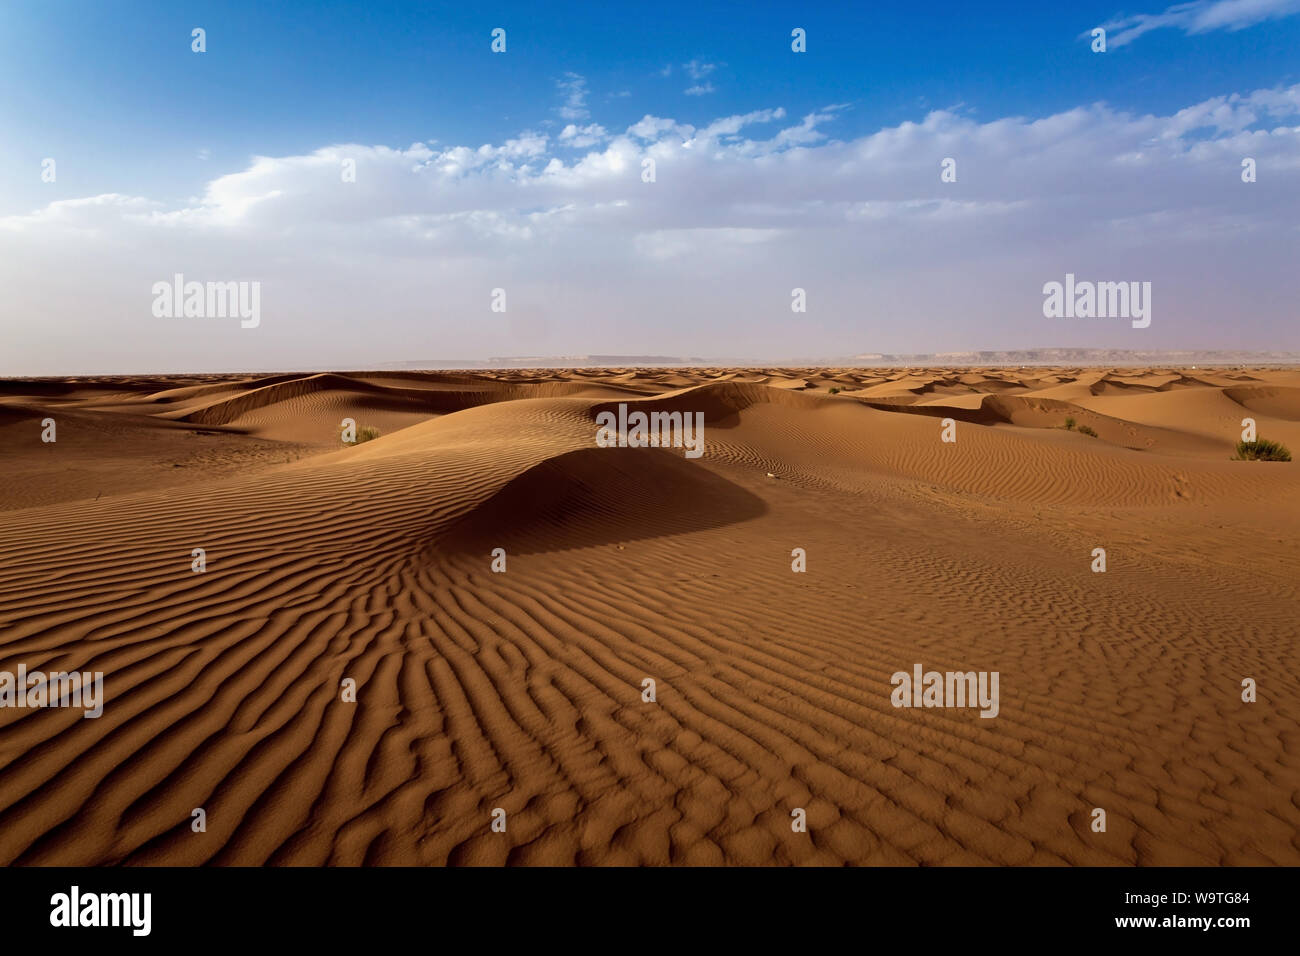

[0,366,1297,865]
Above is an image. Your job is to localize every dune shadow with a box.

[435,445,768,557]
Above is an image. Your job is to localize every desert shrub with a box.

[829,386,841,394]
[1077,424,1098,437]
[1064,417,1076,430]
[1233,438,1291,461]
[340,424,381,445]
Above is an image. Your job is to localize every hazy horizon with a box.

[11,347,1300,380]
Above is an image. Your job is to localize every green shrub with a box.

[1077,424,1098,437]
[1233,438,1291,461]
[1064,417,1076,430]
[828,386,841,394]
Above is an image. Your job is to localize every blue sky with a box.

[2,0,1298,372]
[4,0,1297,208]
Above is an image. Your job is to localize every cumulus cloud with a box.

[1095,0,1300,47]
[559,123,609,148]
[3,86,1298,373]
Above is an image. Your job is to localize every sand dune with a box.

[0,366,1297,865]
[1224,385,1300,421]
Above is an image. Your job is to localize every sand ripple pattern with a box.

[1,367,1297,864]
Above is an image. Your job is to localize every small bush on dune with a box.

[1077,424,1098,437]
[829,386,841,394]
[340,424,381,445]
[1064,417,1076,430]
[1233,438,1291,461]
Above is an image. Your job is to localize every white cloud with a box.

[557,72,589,120]
[2,87,1298,373]
[682,60,719,95]
[700,108,786,139]
[684,59,717,81]
[771,108,843,146]
[628,115,692,140]
[1095,0,1300,47]
[559,123,610,148]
